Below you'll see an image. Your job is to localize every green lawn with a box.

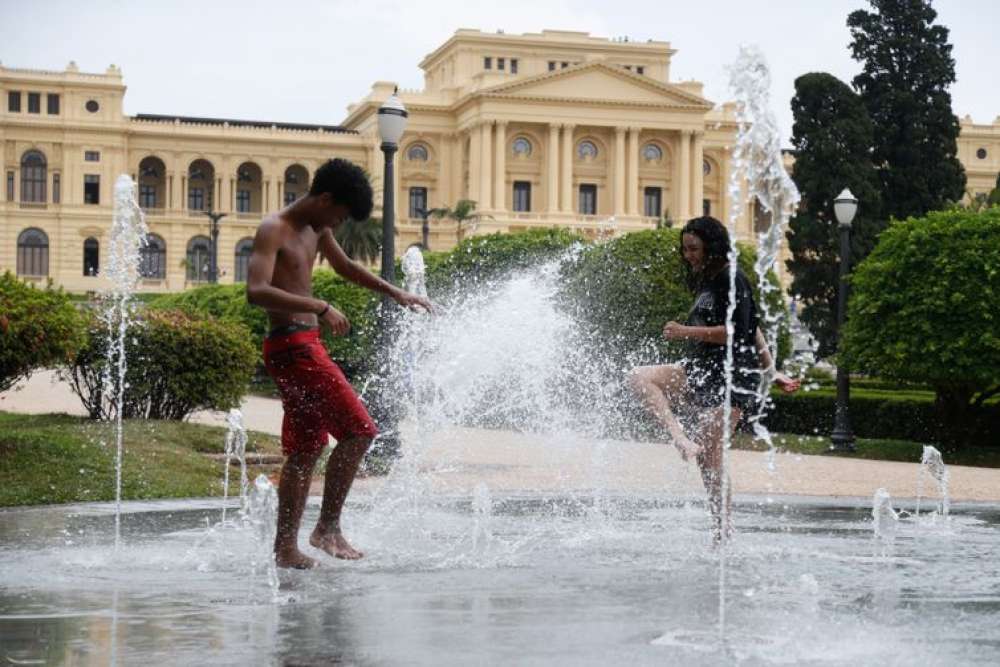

[0,412,281,507]
[732,431,1000,468]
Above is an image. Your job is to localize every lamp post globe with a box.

[830,187,858,452]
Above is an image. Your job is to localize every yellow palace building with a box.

[2,29,997,293]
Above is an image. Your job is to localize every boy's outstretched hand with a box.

[393,291,435,314]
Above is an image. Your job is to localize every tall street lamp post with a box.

[830,188,858,452]
[203,211,227,283]
[369,90,408,465]
[377,90,408,287]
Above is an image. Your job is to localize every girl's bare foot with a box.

[310,529,364,560]
[275,548,319,569]
[670,430,701,462]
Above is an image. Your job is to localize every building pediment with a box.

[478,62,713,110]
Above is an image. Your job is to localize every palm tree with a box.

[334,217,382,264]
[427,199,494,243]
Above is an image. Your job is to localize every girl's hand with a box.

[774,372,801,393]
[662,321,689,340]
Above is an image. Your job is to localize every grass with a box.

[732,431,1000,468]
[0,412,281,507]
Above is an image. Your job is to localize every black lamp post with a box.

[367,89,408,466]
[203,211,227,284]
[830,188,858,452]
[377,90,408,286]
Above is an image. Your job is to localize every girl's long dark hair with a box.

[679,216,731,292]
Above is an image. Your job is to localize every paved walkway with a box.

[4,370,999,503]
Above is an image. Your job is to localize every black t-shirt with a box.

[684,266,759,383]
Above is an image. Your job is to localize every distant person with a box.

[628,216,799,541]
[247,158,431,569]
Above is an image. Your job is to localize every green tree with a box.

[334,217,382,264]
[785,72,883,357]
[848,0,966,220]
[842,208,1000,446]
[988,172,1000,208]
[427,200,494,243]
[0,273,86,392]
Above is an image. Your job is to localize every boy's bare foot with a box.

[670,430,701,462]
[310,528,364,560]
[275,548,319,570]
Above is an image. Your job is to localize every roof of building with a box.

[133,113,356,134]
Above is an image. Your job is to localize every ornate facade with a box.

[2,29,996,293]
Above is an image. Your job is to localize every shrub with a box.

[558,228,791,368]
[425,227,584,297]
[0,272,86,392]
[842,207,1000,445]
[64,309,256,420]
[311,268,380,377]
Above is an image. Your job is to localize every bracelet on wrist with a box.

[317,303,330,318]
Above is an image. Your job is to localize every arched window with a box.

[186,236,211,282]
[284,164,309,205]
[577,140,598,160]
[141,234,167,279]
[83,237,99,276]
[188,159,215,211]
[703,159,712,176]
[406,144,429,161]
[21,150,47,203]
[17,228,49,276]
[512,137,532,157]
[234,238,254,282]
[642,143,663,162]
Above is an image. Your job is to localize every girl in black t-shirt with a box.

[628,216,799,541]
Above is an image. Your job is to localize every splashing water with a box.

[872,488,899,543]
[102,175,149,551]
[221,409,250,525]
[246,474,279,597]
[471,482,493,563]
[720,46,801,637]
[917,445,950,518]
[402,245,428,298]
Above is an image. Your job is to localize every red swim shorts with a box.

[262,328,378,457]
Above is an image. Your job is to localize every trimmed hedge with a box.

[0,272,87,392]
[764,389,1000,447]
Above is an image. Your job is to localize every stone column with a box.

[468,123,482,205]
[677,129,691,220]
[614,127,627,216]
[493,120,507,213]
[627,127,640,215]
[560,124,575,214]
[438,133,452,206]
[691,131,704,218]
[479,121,493,210]
[547,123,560,213]
[721,151,732,226]
[167,173,175,211]
[181,175,187,211]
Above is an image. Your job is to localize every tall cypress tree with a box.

[786,73,882,357]
[848,0,966,220]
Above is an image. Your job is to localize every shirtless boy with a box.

[247,158,431,569]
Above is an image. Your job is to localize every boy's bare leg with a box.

[695,406,739,544]
[275,449,323,569]
[310,435,372,560]
[628,365,700,461]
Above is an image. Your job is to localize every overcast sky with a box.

[2,0,997,145]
